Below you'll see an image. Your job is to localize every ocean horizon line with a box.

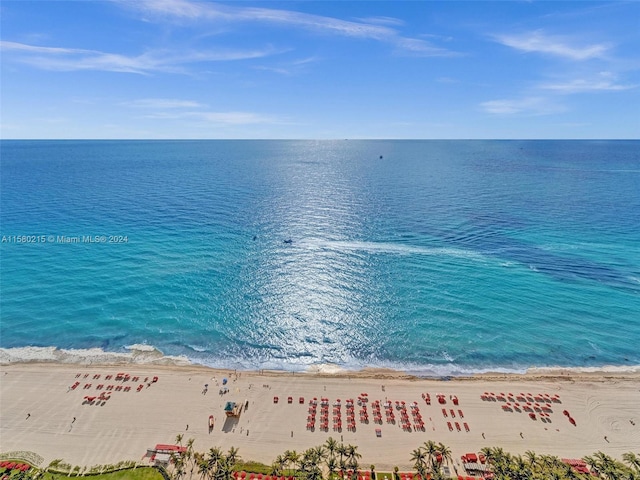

[2,138,639,142]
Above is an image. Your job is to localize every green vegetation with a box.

[480,447,640,480]
[4,441,639,480]
[44,467,165,479]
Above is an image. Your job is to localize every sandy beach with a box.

[1,362,639,472]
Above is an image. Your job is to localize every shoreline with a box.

[2,360,639,471]
[2,345,640,380]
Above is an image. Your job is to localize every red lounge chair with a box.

[447,421,453,431]
[464,422,470,432]
[529,413,536,420]
[288,396,293,403]
[442,408,448,417]
[455,422,461,431]
[273,396,279,403]
[299,396,304,404]
[458,409,464,418]
[450,409,455,418]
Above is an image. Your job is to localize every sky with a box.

[1,0,639,139]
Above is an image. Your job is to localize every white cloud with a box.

[539,78,636,93]
[253,56,319,76]
[356,16,405,27]
[493,30,610,60]
[123,0,394,38]
[141,110,280,125]
[480,96,566,116]
[394,37,459,57]
[119,0,457,57]
[123,98,206,108]
[0,40,283,74]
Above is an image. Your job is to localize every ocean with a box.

[1,140,639,375]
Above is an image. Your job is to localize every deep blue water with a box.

[1,140,639,374]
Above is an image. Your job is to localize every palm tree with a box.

[524,451,538,470]
[314,445,328,464]
[284,450,300,476]
[510,455,532,480]
[422,441,439,475]
[481,447,509,478]
[216,456,236,480]
[337,444,348,477]
[584,455,601,477]
[437,442,452,477]
[226,446,240,468]
[302,447,324,480]
[208,447,223,472]
[345,444,361,480]
[325,437,338,459]
[623,453,640,474]
[186,438,196,478]
[272,455,286,477]
[195,454,209,480]
[326,456,338,480]
[410,448,427,479]
[171,450,186,480]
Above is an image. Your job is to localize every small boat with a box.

[283,239,293,244]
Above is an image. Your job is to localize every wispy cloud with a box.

[123,98,206,108]
[119,0,458,57]
[0,40,283,74]
[394,37,459,57]
[356,16,405,27]
[141,110,281,125]
[253,56,319,76]
[123,0,394,38]
[539,78,636,93]
[480,96,566,116]
[120,93,280,124]
[493,30,610,60]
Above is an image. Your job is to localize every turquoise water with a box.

[1,140,639,374]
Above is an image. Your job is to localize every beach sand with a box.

[1,363,639,471]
